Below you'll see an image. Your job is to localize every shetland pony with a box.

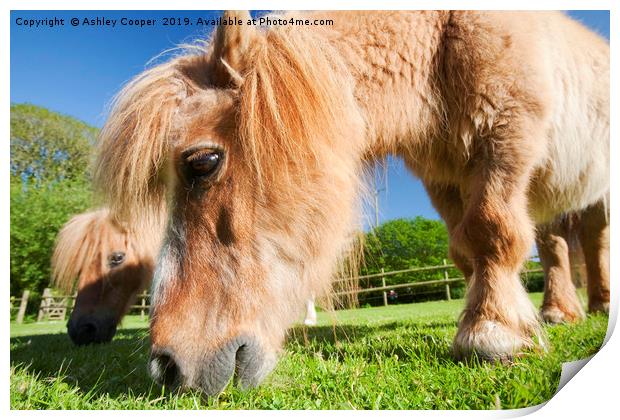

[94,11,609,395]
[51,209,161,345]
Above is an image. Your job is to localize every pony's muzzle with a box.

[67,314,117,346]
[149,336,270,396]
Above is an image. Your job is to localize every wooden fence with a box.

[331,259,544,306]
[9,290,30,324]
[13,261,544,323]
[29,289,151,323]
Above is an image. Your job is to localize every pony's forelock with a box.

[93,55,195,227]
[51,209,118,293]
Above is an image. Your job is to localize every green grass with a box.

[10,292,607,409]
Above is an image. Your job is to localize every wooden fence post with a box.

[37,288,52,322]
[381,268,388,306]
[16,290,30,324]
[141,294,146,321]
[443,259,451,301]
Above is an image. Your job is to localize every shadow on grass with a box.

[11,328,157,399]
[10,320,460,399]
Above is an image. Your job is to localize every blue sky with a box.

[10,10,610,223]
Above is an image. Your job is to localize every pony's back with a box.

[528,12,609,222]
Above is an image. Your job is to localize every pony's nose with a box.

[79,322,97,336]
[74,322,98,343]
[67,316,117,345]
[149,337,268,396]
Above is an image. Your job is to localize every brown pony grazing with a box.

[51,209,161,345]
[94,11,609,395]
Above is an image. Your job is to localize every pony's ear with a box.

[210,10,257,87]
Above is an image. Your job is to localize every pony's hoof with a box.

[541,306,585,324]
[589,301,609,314]
[453,320,537,362]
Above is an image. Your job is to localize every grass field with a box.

[10,292,608,410]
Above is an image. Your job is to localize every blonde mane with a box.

[237,25,364,188]
[51,208,161,293]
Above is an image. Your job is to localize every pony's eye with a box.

[108,252,125,267]
[186,152,222,179]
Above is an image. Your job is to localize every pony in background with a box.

[51,208,161,345]
[94,11,609,395]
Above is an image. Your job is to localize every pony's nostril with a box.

[233,338,266,389]
[150,352,180,387]
[68,321,99,346]
[79,322,97,336]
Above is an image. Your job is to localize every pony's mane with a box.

[237,25,364,187]
[51,208,160,293]
[94,22,364,224]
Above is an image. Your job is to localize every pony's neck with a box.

[303,11,450,157]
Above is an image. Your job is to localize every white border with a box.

[2,1,617,418]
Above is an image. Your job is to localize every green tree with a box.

[10,179,92,300]
[10,103,96,183]
[363,217,449,274]
[10,104,97,312]
[359,217,462,304]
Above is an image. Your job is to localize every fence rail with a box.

[333,276,465,296]
[12,261,544,323]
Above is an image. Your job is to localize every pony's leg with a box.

[536,221,585,324]
[424,183,474,280]
[451,160,542,361]
[578,200,610,314]
[304,299,317,326]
